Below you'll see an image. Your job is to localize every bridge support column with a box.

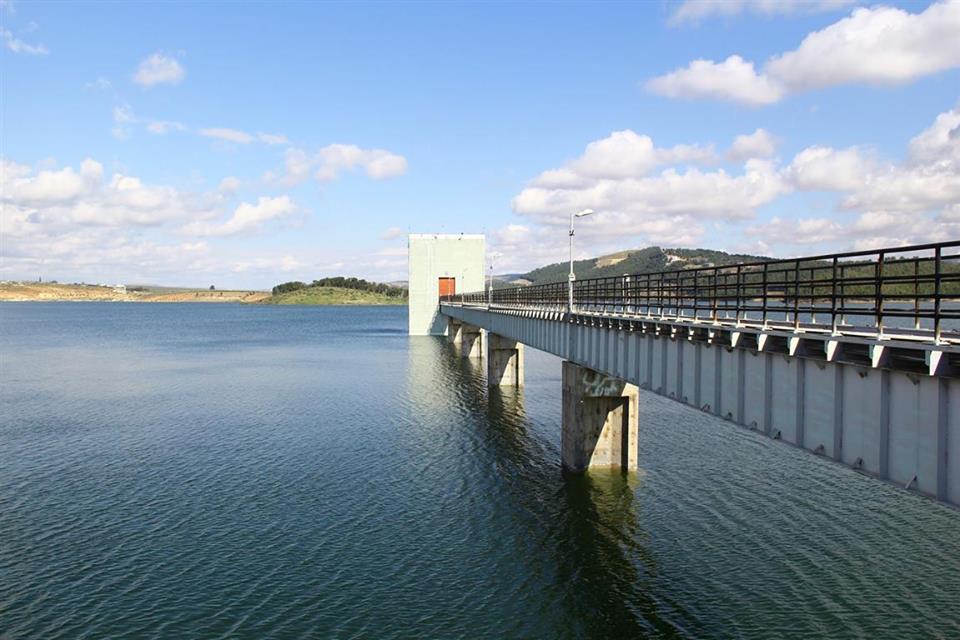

[561,361,639,472]
[488,333,524,386]
[459,324,483,359]
[446,318,463,344]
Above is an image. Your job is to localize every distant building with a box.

[113,284,127,294]
[407,234,485,335]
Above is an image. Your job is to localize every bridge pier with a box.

[487,333,524,386]
[447,318,483,358]
[562,362,639,472]
[446,318,462,344]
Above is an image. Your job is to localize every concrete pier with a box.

[447,318,463,344]
[562,362,639,472]
[461,324,484,359]
[488,333,524,386]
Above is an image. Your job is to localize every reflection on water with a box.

[1,302,959,639]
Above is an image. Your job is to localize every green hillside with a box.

[261,286,405,305]
[519,246,770,285]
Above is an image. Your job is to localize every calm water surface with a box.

[1,303,958,639]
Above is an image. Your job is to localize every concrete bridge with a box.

[420,239,960,508]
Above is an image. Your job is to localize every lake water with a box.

[1,303,958,639]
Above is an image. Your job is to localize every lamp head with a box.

[574,209,595,218]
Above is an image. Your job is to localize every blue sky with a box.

[2,0,959,288]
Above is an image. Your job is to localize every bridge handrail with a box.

[441,239,960,340]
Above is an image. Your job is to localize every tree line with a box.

[272,277,408,298]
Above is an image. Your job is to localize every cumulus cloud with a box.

[315,144,409,182]
[180,196,298,236]
[728,128,777,161]
[381,226,404,240]
[0,156,312,286]
[133,53,185,87]
[270,144,408,186]
[646,55,786,106]
[746,105,960,250]
[506,104,960,265]
[669,0,855,25]
[784,145,875,191]
[511,129,783,249]
[1,157,231,232]
[782,106,960,213]
[650,2,960,105]
[1,26,48,55]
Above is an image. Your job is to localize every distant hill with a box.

[515,246,771,285]
[261,286,405,306]
[263,277,407,305]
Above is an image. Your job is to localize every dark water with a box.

[1,303,958,639]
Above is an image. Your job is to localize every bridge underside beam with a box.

[488,333,524,386]
[562,362,638,472]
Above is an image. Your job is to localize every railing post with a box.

[876,251,885,337]
[735,264,742,326]
[935,246,942,343]
[711,268,718,324]
[914,259,921,330]
[761,262,768,329]
[793,260,800,331]
[831,257,838,335]
[693,270,699,322]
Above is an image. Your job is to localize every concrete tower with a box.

[407,234,485,335]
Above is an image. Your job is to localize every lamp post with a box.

[568,209,594,312]
[487,251,501,307]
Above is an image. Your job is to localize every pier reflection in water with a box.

[1,303,958,639]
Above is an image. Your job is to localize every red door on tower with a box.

[438,277,456,298]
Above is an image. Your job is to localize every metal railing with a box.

[441,240,960,341]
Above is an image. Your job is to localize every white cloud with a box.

[133,53,185,87]
[381,226,404,240]
[199,127,254,144]
[782,106,960,213]
[180,196,298,236]
[511,130,783,247]
[315,144,408,182]
[506,105,960,265]
[746,216,843,245]
[86,77,112,91]
[1,157,222,230]
[231,255,304,273]
[111,104,136,140]
[747,105,960,252]
[0,156,314,287]
[218,176,242,195]
[784,145,875,191]
[646,55,786,106]
[146,120,186,135]
[728,128,777,161]
[1,26,48,55]
[257,132,289,145]
[271,144,408,186]
[669,0,855,25]
[198,128,289,145]
[650,2,960,105]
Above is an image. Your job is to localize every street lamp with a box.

[568,209,594,312]
[487,251,503,306]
